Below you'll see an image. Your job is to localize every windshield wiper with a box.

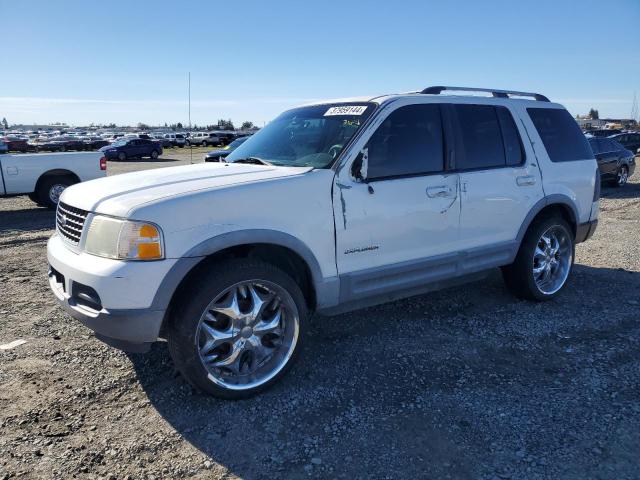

[231,156,272,166]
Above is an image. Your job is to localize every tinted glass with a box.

[601,139,617,152]
[527,108,594,162]
[454,104,505,170]
[496,106,524,166]
[366,104,444,179]
[609,139,624,151]
[588,138,600,154]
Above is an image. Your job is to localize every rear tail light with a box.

[593,167,601,201]
[99,156,107,171]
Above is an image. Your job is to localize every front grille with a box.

[56,202,89,245]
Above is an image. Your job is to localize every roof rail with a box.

[420,86,550,102]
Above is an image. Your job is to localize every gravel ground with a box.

[1,154,639,479]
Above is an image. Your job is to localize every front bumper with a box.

[47,234,178,352]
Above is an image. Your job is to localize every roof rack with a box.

[420,86,550,102]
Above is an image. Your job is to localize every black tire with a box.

[36,176,75,209]
[117,152,127,162]
[202,141,209,147]
[501,214,574,301]
[167,259,308,399]
[614,165,629,187]
[28,192,47,207]
[150,150,159,160]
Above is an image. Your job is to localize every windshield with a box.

[228,137,249,148]
[225,102,375,168]
[112,139,129,147]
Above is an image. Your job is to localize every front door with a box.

[333,102,461,302]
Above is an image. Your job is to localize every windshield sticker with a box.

[324,105,368,116]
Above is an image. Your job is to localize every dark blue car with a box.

[100,138,163,161]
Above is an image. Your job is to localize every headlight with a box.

[84,215,164,260]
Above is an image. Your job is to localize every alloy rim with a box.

[195,280,299,391]
[532,226,572,295]
[49,184,66,204]
[617,167,628,186]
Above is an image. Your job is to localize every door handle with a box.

[426,185,452,198]
[516,175,536,186]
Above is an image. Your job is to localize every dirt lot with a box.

[1,153,639,479]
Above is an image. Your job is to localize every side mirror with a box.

[351,147,369,182]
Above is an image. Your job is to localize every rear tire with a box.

[117,152,127,162]
[502,214,574,301]
[28,192,47,207]
[167,259,308,399]
[150,150,159,160]
[37,176,76,209]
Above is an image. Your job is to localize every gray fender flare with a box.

[515,194,579,249]
[151,229,337,312]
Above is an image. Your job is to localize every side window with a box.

[599,139,612,152]
[366,104,444,179]
[527,108,594,162]
[588,139,600,155]
[496,106,524,166]
[606,139,622,151]
[452,104,506,170]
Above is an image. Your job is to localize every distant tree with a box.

[241,121,254,130]
[216,119,235,131]
[164,122,168,127]
[137,122,150,130]
[1,117,8,129]
[177,122,183,129]
[588,108,599,120]
[107,123,117,128]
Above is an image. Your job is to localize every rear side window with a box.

[527,108,594,162]
[588,139,600,154]
[366,104,444,179]
[449,105,524,170]
[453,105,505,170]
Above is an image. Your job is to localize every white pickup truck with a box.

[0,152,106,208]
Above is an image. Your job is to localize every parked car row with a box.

[588,137,636,187]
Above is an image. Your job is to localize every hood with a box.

[60,162,312,217]
[205,149,229,157]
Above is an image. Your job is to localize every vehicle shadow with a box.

[0,204,55,234]
[601,178,640,199]
[128,263,640,479]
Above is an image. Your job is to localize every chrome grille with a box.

[56,202,88,245]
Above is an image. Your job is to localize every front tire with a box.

[167,259,307,399]
[502,215,574,301]
[117,152,127,162]
[150,150,159,160]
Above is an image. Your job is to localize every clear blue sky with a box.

[1,0,638,127]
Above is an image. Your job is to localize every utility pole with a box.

[188,72,192,164]
[631,92,638,125]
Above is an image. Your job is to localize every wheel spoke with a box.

[211,341,245,373]
[210,288,242,319]
[200,321,235,354]
[534,246,546,260]
[246,284,274,321]
[254,309,283,336]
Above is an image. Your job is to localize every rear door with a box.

[455,104,544,254]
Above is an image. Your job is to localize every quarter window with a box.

[366,104,444,179]
[527,108,594,162]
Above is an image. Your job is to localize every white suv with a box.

[187,132,221,147]
[47,86,599,399]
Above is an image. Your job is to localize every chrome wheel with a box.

[617,166,628,186]
[532,226,572,295]
[196,280,299,391]
[48,184,66,204]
